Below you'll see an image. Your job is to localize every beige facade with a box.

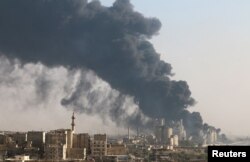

[166,128,173,139]
[92,134,107,157]
[45,130,67,160]
[45,130,67,146]
[73,133,90,154]
[66,129,73,149]
[0,144,7,157]
[173,135,179,146]
[67,148,86,160]
[107,144,127,155]
[44,144,67,160]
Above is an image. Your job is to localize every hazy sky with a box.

[100,0,250,136]
[0,0,249,137]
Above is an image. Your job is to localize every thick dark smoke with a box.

[0,0,201,136]
[61,70,149,128]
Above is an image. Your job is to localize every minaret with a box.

[71,112,75,131]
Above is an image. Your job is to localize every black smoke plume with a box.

[0,0,202,136]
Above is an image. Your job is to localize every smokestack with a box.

[0,0,205,136]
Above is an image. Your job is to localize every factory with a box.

[153,118,187,149]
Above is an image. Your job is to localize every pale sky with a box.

[101,0,250,136]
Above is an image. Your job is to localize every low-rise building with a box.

[107,143,127,155]
[67,148,86,160]
[44,144,67,160]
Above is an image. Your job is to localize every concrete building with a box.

[44,112,90,160]
[27,131,45,150]
[173,135,179,146]
[66,133,90,160]
[45,130,68,160]
[45,130,67,146]
[154,126,165,144]
[44,144,67,160]
[154,118,167,144]
[173,120,186,141]
[0,134,5,144]
[166,134,179,150]
[92,134,107,157]
[66,113,89,160]
[166,128,173,139]
[46,112,74,150]
[66,129,74,149]
[107,143,127,155]
[67,148,86,160]
[25,131,45,159]
[11,132,27,147]
[103,155,129,162]
[73,133,91,155]
[26,112,75,159]
[0,144,7,161]
[207,129,217,144]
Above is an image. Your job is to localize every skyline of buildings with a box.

[0,112,219,162]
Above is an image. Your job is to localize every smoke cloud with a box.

[0,56,144,133]
[0,0,202,136]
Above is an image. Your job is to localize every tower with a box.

[128,127,130,139]
[71,112,75,131]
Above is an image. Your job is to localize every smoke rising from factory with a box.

[0,55,145,133]
[0,0,205,136]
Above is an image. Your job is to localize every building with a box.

[207,129,217,144]
[44,143,67,160]
[44,112,88,160]
[155,126,165,144]
[67,148,86,160]
[73,133,91,154]
[14,155,30,162]
[27,131,45,150]
[92,134,107,157]
[154,118,167,144]
[173,135,179,146]
[103,155,129,162]
[0,144,7,161]
[107,143,127,155]
[67,133,90,160]
[11,132,27,147]
[166,128,173,139]
[0,133,25,156]
[0,134,5,145]
[45,130,67,146]
[45,112,75,149]
[173,120,186,141]
[44,130,68,160]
